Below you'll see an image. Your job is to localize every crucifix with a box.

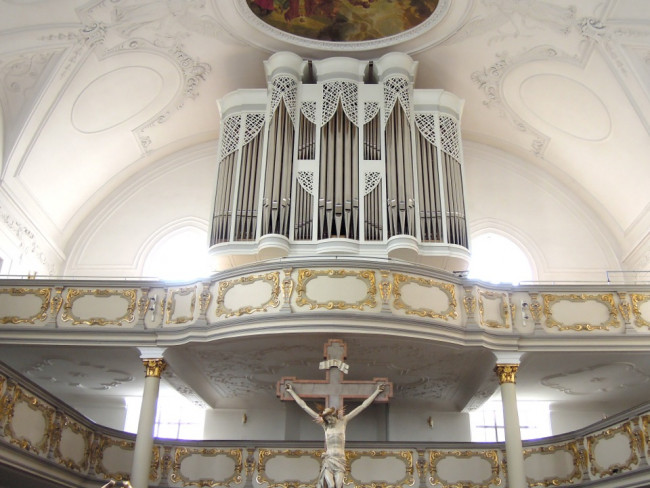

[276,339,392,409]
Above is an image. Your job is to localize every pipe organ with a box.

[210,52,469,271]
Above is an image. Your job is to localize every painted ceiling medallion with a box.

[245,0,440,43]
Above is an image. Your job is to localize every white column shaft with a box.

[131,374,161,488]
[500,381,526,488]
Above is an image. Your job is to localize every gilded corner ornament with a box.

[143,359,167,378]
[494,364,518,384]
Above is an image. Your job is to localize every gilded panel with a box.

[477,290,509,329]
[166,286,197,325]
[215,272,280,318]
[296,269,376,311]
[523,441,583,487]
[346,450,414,488]
[170,447,243,487]
[93,435,135,481]
[61,288,138,326]
[3,386,55,455]
[631,294,650,328]
[586,421,639,477]
[257,448,322,488]
[429,450,501,488]
[0,287,50,324]
[542,293,620,331]
[52,413,93,472]
[392,274,457,320]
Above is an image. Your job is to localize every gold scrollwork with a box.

[93,435,134,481]
[52,413,93,472]
[631,294,650,328]
[477,290,509,329]
[3,385,56,455]
[523,441,583,487]
[216,273,281,318]
[143,359,167,378]
[296,269,377,311]
[586,421,639,478]
[542,293,620,331]
[0,288,51,324]
[529,293,542,323]
[392,274,457,320]
[282,268,294,302]
[429,450,501,488]
[150,446,161,482]
[61,288,138,326]
[257,448,322,488]
[166,286,197,325]
[494,364,518,384]
[345,450,414,488]
[170,447,242,487]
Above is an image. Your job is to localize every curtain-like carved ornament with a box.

[322,81,359,126]
[269,75,298,124]
[383,75,411,123]
[218,115,241,164]
[440,114,461,159]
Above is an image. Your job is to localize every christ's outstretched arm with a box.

[285,383,320,419]
[344,384,384,421]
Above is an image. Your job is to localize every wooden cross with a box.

[277,339,392,409]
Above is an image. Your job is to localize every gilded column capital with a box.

[494,363,518,384]
[143,358,167,378]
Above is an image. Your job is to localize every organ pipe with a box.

[210,52,469,270]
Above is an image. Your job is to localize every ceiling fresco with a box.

[246,0,440,42]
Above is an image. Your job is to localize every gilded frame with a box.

[586,421,639,477]
[631,294,650,328]
[0,287,51,324]
[296,269,377,311]
[52,413,93,472]
[523,441,583,487]
[3,385,55,455]
[170,447,243,487]
[256,448,322,488]
[392,273,457,320]
[477,289,509,329]
[345,450,414,488]
[429,450,501,488]
[542,293,620,331]
[61,288,138,326]
[215,272,280,318]
[93,434,135,482]
[166,286,197,325]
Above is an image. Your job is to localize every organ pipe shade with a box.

[210,52,470,271]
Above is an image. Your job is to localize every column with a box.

[131,348,167,488]
[495,363,527,488]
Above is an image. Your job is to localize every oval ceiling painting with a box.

[246,0,440,42]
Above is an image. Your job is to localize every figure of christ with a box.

[285,383,385,488]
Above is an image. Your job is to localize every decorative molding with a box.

[93,434,134,482]
[631,294,650,328]
[165,286,197,325]
[523,441,584,487]
[0,205,54,274]
[3,385,56,455]
[215,272,281,318]
[542,293,620,331]
[0,287,51,324]
[170,447,243,487]
[586,421,639,478]
[477,289,509,329]
[392,273,457,320]
[61,288,138,326]
[296,269,377,311]
[345,450,414,488]
[52,413,93,472]
[256,448,322,488]
[429,450,501,488]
